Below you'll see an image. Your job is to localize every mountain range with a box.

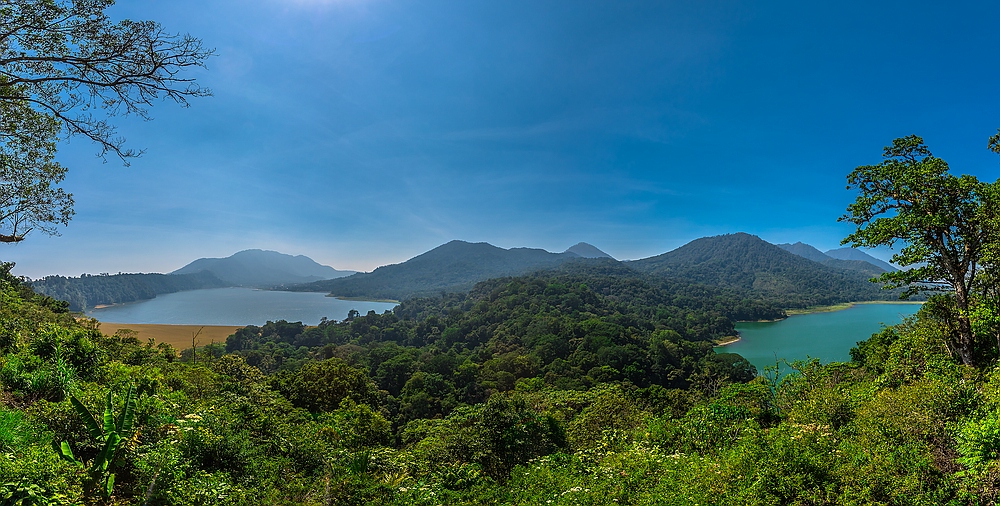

[285,236,899,308]
[285,240,611,300]
[775,242,893,278]
[31,237,899,311]
[172,249,355,286]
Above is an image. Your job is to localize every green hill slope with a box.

[629,233,896,308]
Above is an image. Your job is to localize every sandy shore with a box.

[715,334,741,346]
[785,300,924,315]
[97,323,243,350]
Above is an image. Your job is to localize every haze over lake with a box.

[86,287,397,326]
[725,303,923,373]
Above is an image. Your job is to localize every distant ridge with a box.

[285,240,579,300]
[825,247,896,272]
[776,242,830,263]
[279,235,903,308]
[629,233,896,308]
[173,249,354,287]
[777,242,888,277]
[564,242,614,259]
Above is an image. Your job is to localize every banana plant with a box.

[53,385,137,501]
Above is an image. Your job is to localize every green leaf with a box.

[117,384,136,435]
[93,432,121,475]
[70,395,102,441]
[53,440,79,465]
[104,473,116,498]
[102,391,115,434]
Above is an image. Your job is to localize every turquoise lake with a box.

[724,303,923,373]
[85,287,398,326]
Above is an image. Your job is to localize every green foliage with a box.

[0,481,68,506]
[7,195,1000,504]
[956,409,1000,474]
[0,92,72,244]
[271,357,380,413]
[55,386,137,500]
[842,135,1000,366]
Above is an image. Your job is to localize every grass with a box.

[97,323,244,351]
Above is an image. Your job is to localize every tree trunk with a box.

[954,287,976,366]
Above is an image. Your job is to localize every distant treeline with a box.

[31,271,228,311]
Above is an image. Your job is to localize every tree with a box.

[0,94,72,242]
[841,135,1000,366]
[0,0,212,159]
[0,0,211,241]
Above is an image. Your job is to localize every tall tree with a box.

[841,135,1000,366]
[0,0,211,241]
[0,87,72,242]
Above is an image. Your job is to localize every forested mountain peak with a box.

[628,233,895,308]
[564,242,615,259]
[284,240,579,299]
[172,249,354,287]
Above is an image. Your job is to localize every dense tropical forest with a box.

[4,134,1000,505]
[1,254,999,505]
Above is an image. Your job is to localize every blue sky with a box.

[7,0,1000,278]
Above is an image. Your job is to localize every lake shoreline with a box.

[785,300,924,316]
[727,302,923,374]
[715,333,741,346]
[327,294,400,304]
[86,287,398,326]
[735,300,924,323]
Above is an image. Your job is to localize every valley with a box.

[2,1,997,503]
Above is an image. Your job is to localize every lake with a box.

[723,303,922,373]
[85,287,398,326]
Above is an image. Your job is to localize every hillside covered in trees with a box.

[286,240,582,300]
[286,235,907,310]
[629,233,903,308]
[30,271,228,311]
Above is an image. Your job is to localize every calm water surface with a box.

[86,288,398,326]
[724,303,922,373]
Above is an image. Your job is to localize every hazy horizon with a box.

[9,235,894,280]
[5,0,997,279]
